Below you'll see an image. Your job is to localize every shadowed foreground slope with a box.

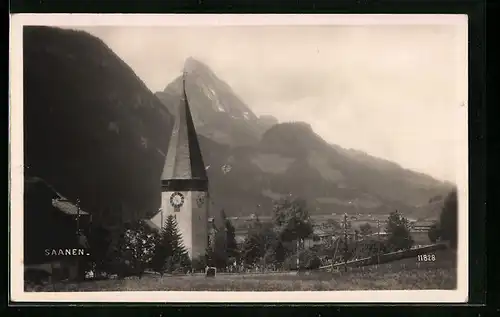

[23,26,175,225]
[30,267,456,291]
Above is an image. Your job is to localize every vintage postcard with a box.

[9,14,468,303]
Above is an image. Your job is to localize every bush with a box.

[282,249,322,270]
[354,238,390,259]
[385,211,414,252]
[25,269,51,285]
[360,223,373,235]
[191,256,207,272]
[428,223,441,243]
[307,256,322,270]
[105,256,144,279]
[439,190,458,249]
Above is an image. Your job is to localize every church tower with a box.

[149,71,209,260]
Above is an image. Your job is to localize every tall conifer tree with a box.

[152,215,190,274]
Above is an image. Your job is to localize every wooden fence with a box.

[318,243,448,271]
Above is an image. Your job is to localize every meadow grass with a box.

[29,250,456,292]
[29,267,456,292]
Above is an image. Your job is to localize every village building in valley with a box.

[24,177,91,283]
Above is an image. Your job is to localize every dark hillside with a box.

[196,121,451,218]
[259,122,451,208]
[260,122,324,158]
[23,26,175,224]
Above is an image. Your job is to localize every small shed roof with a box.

[52,199,89,216]
[235,235,246,244]
[144,219,160,231]
[412,221,436,227]
[312,227,335,237]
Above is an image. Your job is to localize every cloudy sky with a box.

[73,20,467,183]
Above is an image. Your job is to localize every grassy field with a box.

[28,250,456,292]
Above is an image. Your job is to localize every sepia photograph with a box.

[9,14,468,303]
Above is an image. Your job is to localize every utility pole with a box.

[159,207,163,231]
[207,193,211,254]
[343,213,348,272]
[377,219,381,265]
[75,198,82,281]
[224,225,228,272]
[76,198,81,235]
[331,236,335,271]
[296,238,300,271]
[89,213,93,236]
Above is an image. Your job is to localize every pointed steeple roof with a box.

[161,71,208,192]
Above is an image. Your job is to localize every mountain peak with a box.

[184,57,210,74]
[158,58,263,146]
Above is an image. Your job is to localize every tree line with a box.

[427,189,458,248]
[82,189,457,279]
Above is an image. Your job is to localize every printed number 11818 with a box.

[417,254,436,262]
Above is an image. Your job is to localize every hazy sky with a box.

[74,23,467,182]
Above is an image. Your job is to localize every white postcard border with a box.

[9,13,469,303]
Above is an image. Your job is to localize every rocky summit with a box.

[156,57,277,147]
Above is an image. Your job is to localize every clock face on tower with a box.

[170,192,185,208]
[196,192,206,207]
